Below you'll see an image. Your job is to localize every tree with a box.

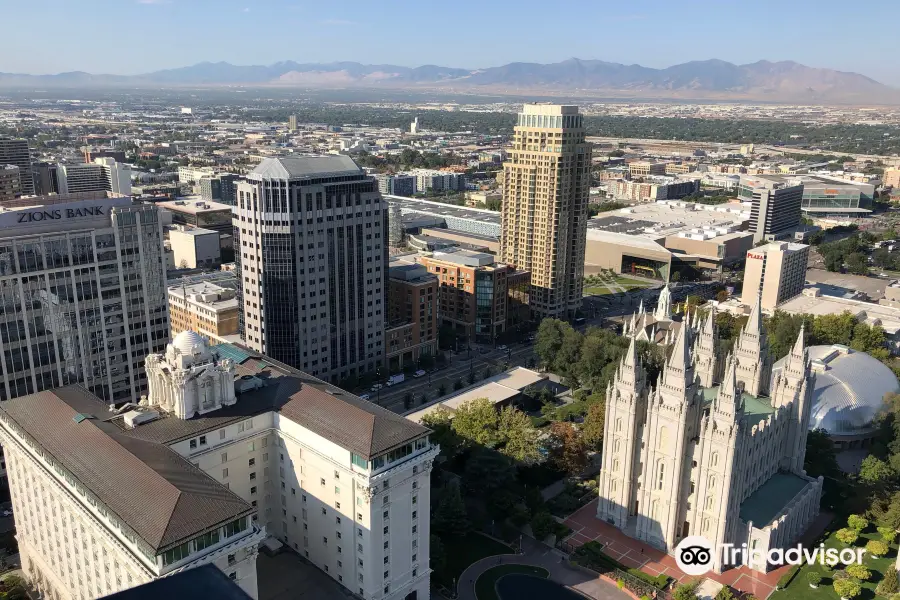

[454,379,464,391]
[438,383,447,397]
[583,400,606,450]
[806,571,822,587]
[403,393,413,410]
[859,456,894,487]
[673,581,699,600]
[836,528,859,545]
[497,406,542,464]
[430,534,446,573]
[432,481,470,538]
[847,514,869,532]
[866,539,889,557]
[804,429,840,478]
[878,525,898,543]
[714,587,736,600]
[421,407,461,459]
[452,398,499,447]
[845,564,871,581]
[877,566,899,595]
[846,252,869,275]
[463,448,516,497]
[833,577,862,599]
[547,422,588,475]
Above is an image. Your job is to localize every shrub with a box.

[879,526,898,543]
[530,512,557,541]
[673,581,700,600]
[833,577,862,599]
[836,528,859,545]
[807,571,822,587]
[572,542,670,589]
[714,587,736,600]
[847,514,869,532]
[617,579,625,589]
[846,564,871,581]
[866,539,889,557]
[877,567,900,596]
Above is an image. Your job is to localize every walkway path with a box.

[455,536,631,600]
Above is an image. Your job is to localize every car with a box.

[371,384,383,391]
[1,510,12,517]
[498,345,508,351]
[413,370,427,378]
[359,393,371,401]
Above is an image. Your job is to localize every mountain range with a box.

[0,58,894,103]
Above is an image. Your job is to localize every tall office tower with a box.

[235,156,387,383]
[0,164,21,203]
[30,162,59,196]
[95,156,132,195]
[500,104,591,320]
[0,137,33,196]
[288,114,297,132]
[57,159,131,196]
[0,192,169,403]
[739,175,804,243]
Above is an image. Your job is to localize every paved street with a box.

[454,536,631,600]
[371,344,536,414]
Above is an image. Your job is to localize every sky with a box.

[1,0,898,85]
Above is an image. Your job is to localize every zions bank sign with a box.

[17,205,105,223]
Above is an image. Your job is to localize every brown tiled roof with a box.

[0,386,253,552]
[115,347,429,459]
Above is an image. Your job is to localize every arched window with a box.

[708,475,717,491]
[616,418,623,433]
[651,500,659,519]
[711,452,719,467]
[613,459,620,472]
[702,517,710,532]
[611,480,618,493]
[656,461,665,490]
[705,495,714,510]
[614,440,621,454]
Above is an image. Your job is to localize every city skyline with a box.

[1,0,899,85]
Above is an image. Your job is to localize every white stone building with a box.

[0,332,436,600]
[598,302,823,573]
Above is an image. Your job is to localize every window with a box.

[413,568,417,577]
[383,510,389,519]
[222,468,229,478]
[195,530,220,552]
[322,508,327,515]
[384,541,389,550]
[250,472,256,480]
[412,511,417,520]
[352,453,368,468]
[412,495,417,505]
[220,429,226,440]
[228,554,236,566]
[323,537,328,545]
[251,486,257,495]
[412,525,417,534]
[656,462,665,491]
[383,526,389,535]
[162,542,191,566]
[384,556,389,564]
[335,486,340,495]
[249,458,256,467]
[189,439,197,449]
[335,502,341,510]
[229,573,237,581]
[320,478,326,486]
[336,517,342,525]
[221,452,228,463]
[199,435,206,446]
[334,470,340,479]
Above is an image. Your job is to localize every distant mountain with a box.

[0,58,894,103]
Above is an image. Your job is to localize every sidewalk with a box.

[455,536,631,600]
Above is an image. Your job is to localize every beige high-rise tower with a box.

[500,104,591,320]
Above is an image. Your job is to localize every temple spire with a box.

[623,336,639,367]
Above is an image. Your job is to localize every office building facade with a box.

[0,137,33,196]
[385,264,438,371]
[376,174,416,197]
[739,175,804,243]
[0,164,21,203]
[500,104,591,320]
[167,272,240,340]
[741,242,810,310]
[56,159,131,197]
[201,174,242,206]
[885,168,900,188]
[235,156,387,383]
[0,192,169,403]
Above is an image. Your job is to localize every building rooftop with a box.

[386,195,501,226]
[773,345,898,436]
[739,472,811,526]
[157,199,233,214]
[0,386,254,552]
[249,155,362,180]
[587,200,749,241]
[170,226,219,237]
[777,289,900,334]
[431,249,496,268]
[104,564,251,600]
[701,386,775,423]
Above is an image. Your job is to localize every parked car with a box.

[371,384,383,391]
[359,393,371,401]
[413,370,427,378]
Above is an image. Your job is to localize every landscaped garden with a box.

[432,532,513,588]
[583,270,657,296]
[475,565,549,600]
[769,515,898,600]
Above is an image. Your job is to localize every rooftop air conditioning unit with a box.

[123,409,160,429]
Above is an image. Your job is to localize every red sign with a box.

[747,253,764,260]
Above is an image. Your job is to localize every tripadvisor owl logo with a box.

[674,535,867,575]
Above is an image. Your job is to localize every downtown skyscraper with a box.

[500,104,591,320]
[234,156,387,384]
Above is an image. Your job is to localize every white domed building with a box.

[773,344,899,468]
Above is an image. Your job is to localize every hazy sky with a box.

[2,0,898,85]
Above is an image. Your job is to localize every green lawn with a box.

[433,532,513,588]
[770,527,897,600]
[583,275,657,296]
[475,565,549,600]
